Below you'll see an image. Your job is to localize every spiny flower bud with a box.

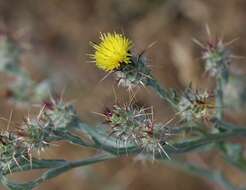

[104,104,150,144]
[115,54,152,90]
[194,29,234,81]
[0,99,80,173]
[21,100,78,151]
[0,131,29,172]
[177,86,215,121]
[103,104,174,159]
[139,122,173,160]
[202,38,231,79]
[42,100,78,131]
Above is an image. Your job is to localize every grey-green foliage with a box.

[0,36,21,75]
[0,35,52,105]
[0,32,246,190]
[1,103,246,190]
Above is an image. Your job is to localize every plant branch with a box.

[1,153,115,190]
[216,76,224,120]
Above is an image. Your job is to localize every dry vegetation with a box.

[0,0,246,190]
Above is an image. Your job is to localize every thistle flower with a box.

[0,98,80,174]
[140,122,174,160]
[90,32,133,72]
[0,130,29,172]
[42,99,78,131]
[193,31,233,80]
[102,104,174,159]
[90,32,153,90]
[103,104,150,145]
[22,99,78,148]
[202,39,231,79]
[115,54,152,90]
[177,86,215,121]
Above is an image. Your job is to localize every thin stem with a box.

[74,121,246,156]
[2,121,246,190]
[216,76,224,120]
[28,153,114,188]
[1,153,115,190]
[3,159,68,176]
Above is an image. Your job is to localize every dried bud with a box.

[0,131,28,172]
[103,104,174,159]
[0,99,80,172]
[43,101,78,131]
[202,38,231,79]
[105,104,150,144]
[177,86,215,121]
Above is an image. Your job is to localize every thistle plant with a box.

[102,104,175,159]
[0,30,246,190]
[202,38,231,79]
[90,32,153,90]
[0,33,53,106]
[177,85,215,121]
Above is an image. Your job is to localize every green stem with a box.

[1,153,115,190]
[216,76,224,120]
[3,159,68,176]
[2,121,246,189]
[74,121,246,156]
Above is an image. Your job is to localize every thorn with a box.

[192,38,205,49]
[6,110,13,131]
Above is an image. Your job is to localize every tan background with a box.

[0,0,246,189]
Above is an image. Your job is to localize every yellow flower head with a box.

[91,32,133,72]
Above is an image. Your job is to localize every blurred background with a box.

[0,0,246,189]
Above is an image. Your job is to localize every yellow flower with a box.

[90,32,133,72]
